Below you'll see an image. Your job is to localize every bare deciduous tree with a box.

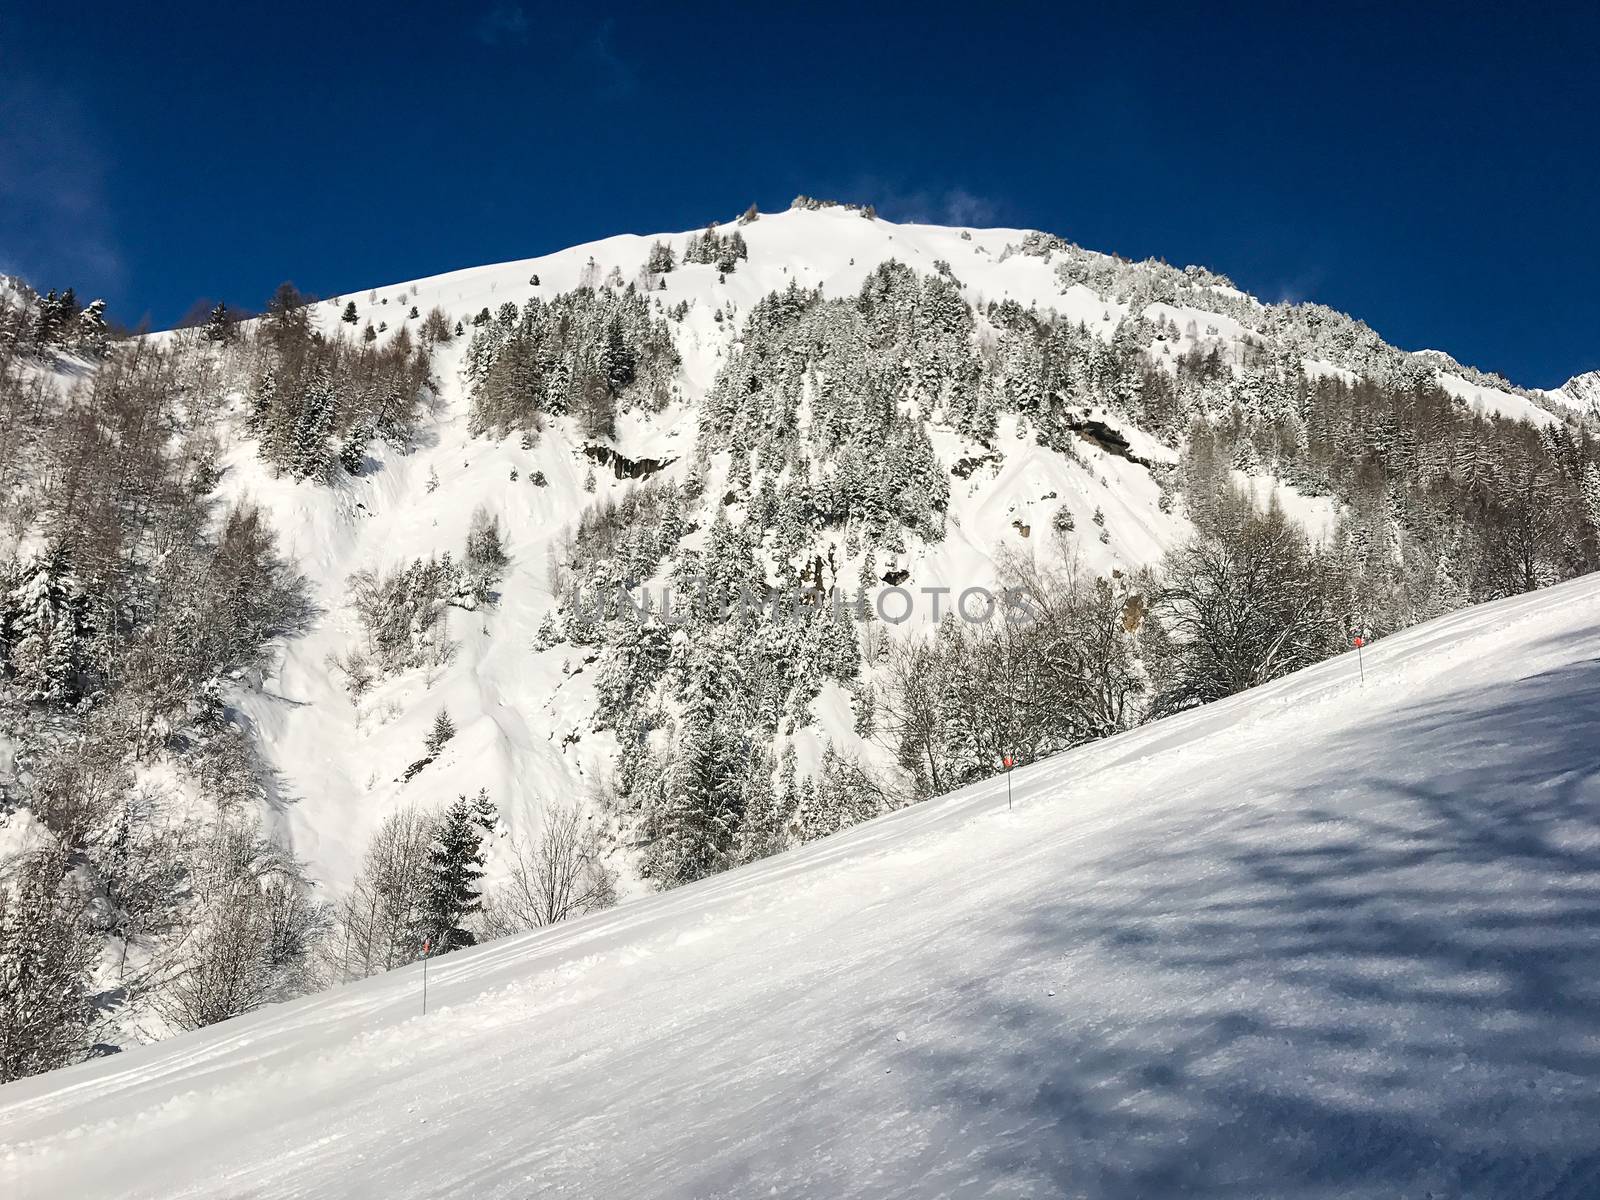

[477,803,617,939]
[152,822,325,1032]
[0,849,98,1083]
[323,805,435,983]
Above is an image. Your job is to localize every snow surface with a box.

[1433,369,1561,428]
[5,573,1600,1199]
[1229,470,1344,544]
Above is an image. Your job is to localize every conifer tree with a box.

[425,708,456,755]
[5,540,85,704]
[291,375,337,479]
[646,241,676,274]
[33,289,65,344]
[645,639,751,886]
[464,507,510,602]
[341,301,358,324]
[419,793,492,954]
[74,298,108,354]
[1582,462,1600,536]
[203,302,235,343]
[338,423,370,475]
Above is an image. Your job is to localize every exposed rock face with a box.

[583,444,676,480]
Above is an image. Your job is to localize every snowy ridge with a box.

[1547,368,1600,421]
[4,573,1599,1198]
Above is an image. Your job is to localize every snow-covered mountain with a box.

[2,199,1598,1078]
[5,571,1598,1199]
[1547,368,1600,421]
[216,206,1201,896]
[259,208,1599,876]
[199,204,1593,895]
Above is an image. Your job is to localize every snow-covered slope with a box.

[1432,366,1562,428]
[6,573,1599,1199]
[218,207,1196,895]
[1546,368,1600,421]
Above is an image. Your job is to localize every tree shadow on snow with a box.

[890,642,1600,1198]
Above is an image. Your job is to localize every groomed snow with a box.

[5,574,1599,1199]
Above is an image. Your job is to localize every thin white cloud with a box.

[941,188,998,227]
[832,177,1004,229]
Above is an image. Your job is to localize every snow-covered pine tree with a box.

[425,708,456,755]
[646,638,750,886]
[291,374,336,479]
[338,420,371,475]
[419,793,491,954]
[464,506,509,603]
[1582,462,1600,537]
[203,301,235,343]
[470,787,496,833]
[73,298,108,355]
[646,240,676,274]
[5,540,85,704]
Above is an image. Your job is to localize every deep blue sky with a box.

[2,2,1595,387]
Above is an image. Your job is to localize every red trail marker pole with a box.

[1352,635,1366,685]
[1002,754,1015,810]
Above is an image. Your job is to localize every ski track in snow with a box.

[4,573,1600,1198]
